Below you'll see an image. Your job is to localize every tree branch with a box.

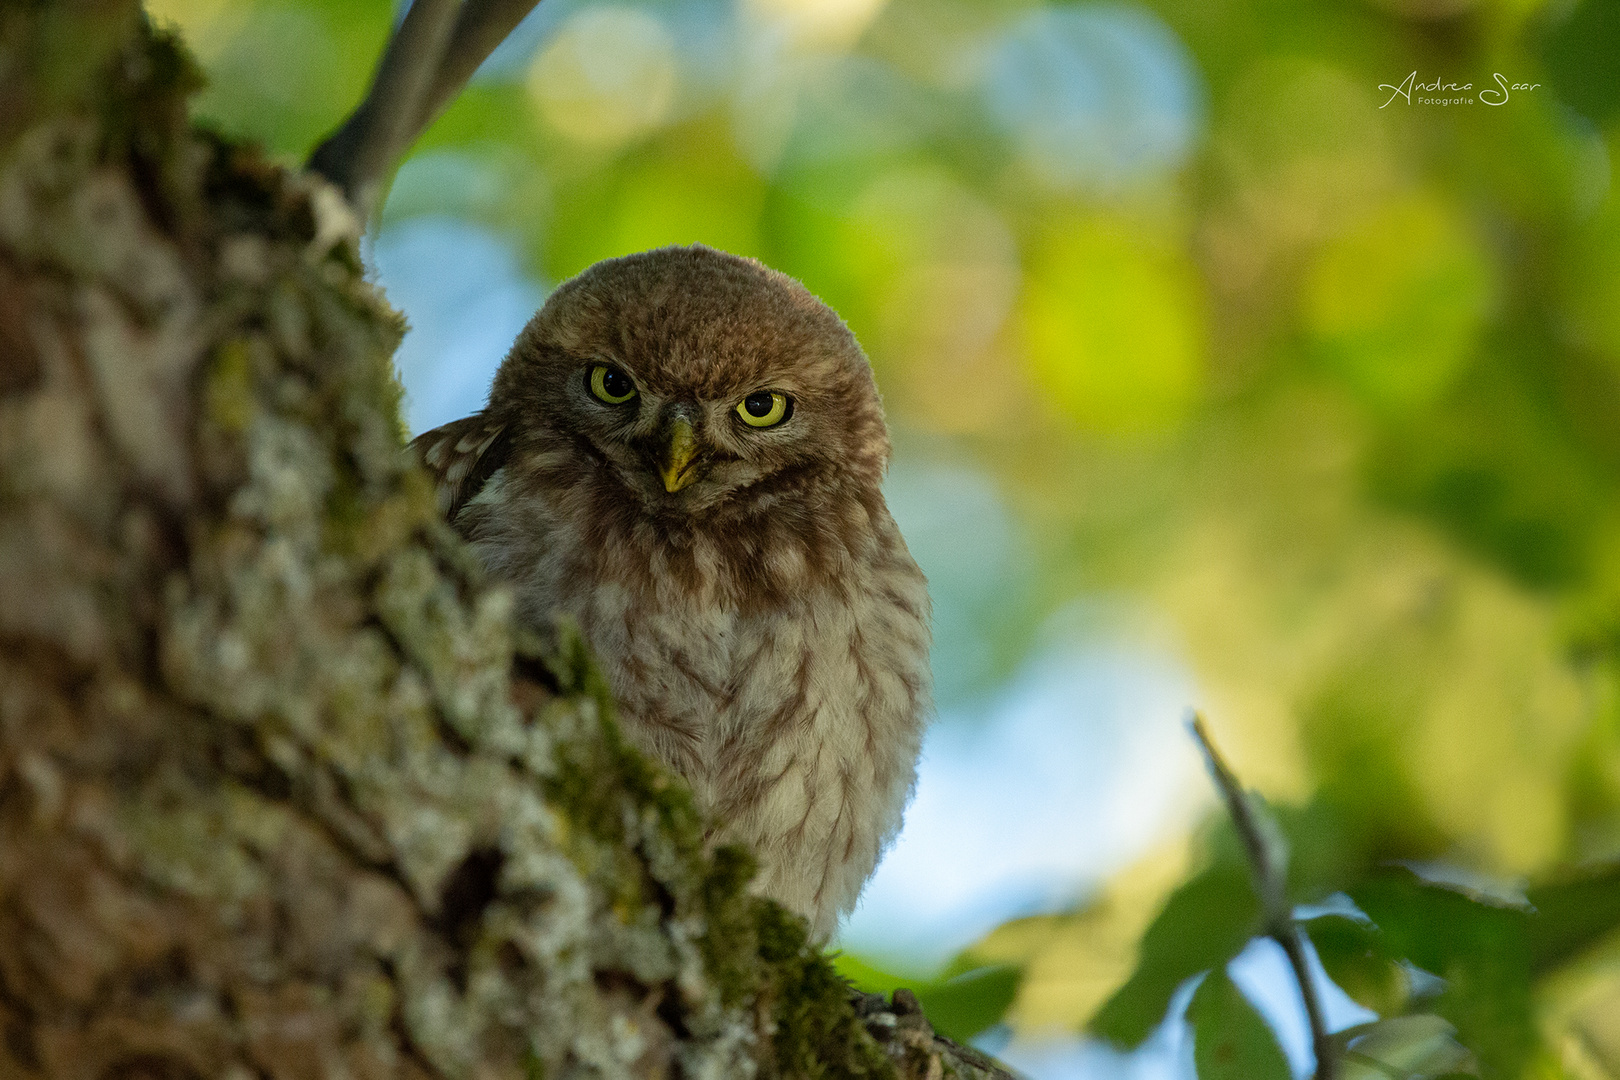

[307,0,461,219]
[1,7,1011,1075]
[417,0,543,131]
[1190,713,1337,1080]
[307,0,542,222]
[852,990,1018,1079]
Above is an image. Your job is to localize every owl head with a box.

[471,245,891,524]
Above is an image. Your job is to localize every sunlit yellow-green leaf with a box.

[527,6,678,148]
[963,840,1196,1033]
[1020,216,1205,434]
[544,123,767,279]
[1090,856,1260,1048]
[1304,194,1495,414]
[1559,201,1620,372]
[151,0,390,156]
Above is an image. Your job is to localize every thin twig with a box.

[308,0,463,221]
[1189,713,1337,1080]
[1274,925,1336,1080]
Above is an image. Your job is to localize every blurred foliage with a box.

[833,953,1024,1044]
[1187,968,1291,1080]
[144,0,1620,1072]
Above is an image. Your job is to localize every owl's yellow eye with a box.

[589,364,638,404]
[736,390,790,428]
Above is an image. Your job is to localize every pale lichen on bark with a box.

[0,4,1011,1078]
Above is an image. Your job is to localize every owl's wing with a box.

[409,413,511,523]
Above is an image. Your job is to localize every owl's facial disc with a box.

[565,354,824,516]
[625,392,801,513]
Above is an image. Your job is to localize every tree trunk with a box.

[0,5,1008,1078]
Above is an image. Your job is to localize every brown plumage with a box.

[410,245,932,940]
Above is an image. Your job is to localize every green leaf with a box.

[831,954,1021,1043]
[1543,0,1620,124]
[1350,870,1534,1076]
[1303,914,1407,1016]
[1188,968,1291,1080]
[830,951,917,997]
[913,965,1023,1043]
[415,82,533,153]
[1089,859,1262,1048]
[1272,799,1372,906]
[1525,860,1620,975]
[1339,1015,1468,1080]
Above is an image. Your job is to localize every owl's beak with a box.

[659,417,700,493]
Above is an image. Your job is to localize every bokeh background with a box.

[145,0,1620,1075]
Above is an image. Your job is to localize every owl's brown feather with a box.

[411,413,510,521]
[415,244,931,940]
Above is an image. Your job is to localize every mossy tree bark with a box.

[0,4,1009,1078]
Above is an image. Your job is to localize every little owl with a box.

[411,245,931,941]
